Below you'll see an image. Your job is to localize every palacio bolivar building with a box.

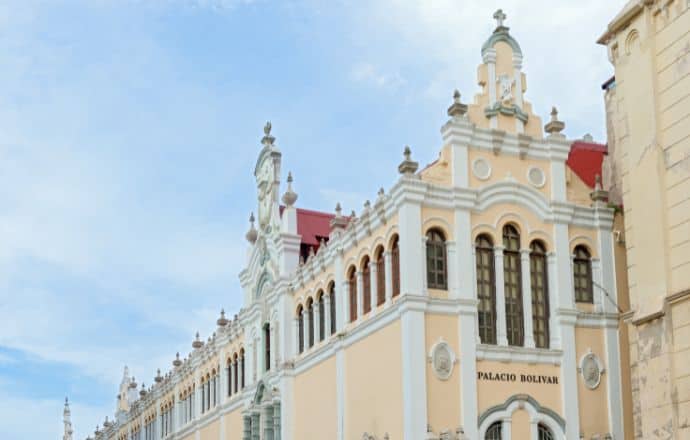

[73,10,633,440]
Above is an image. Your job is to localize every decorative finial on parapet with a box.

[544,106,565,136]
[155,369,163,383]
[63,396,74,440]
[493,9,508,31]
[245,212,258,244]
[139,383,147,397]
[398,146,419,176]
[217,309,229,327]
[282,172,298,207]
[447,89,468,118]
[192,332,203,349]
[590,174,609,204]
[261,121,275,146]
[129,377,137,389]
[173,352,182,367]
[330,202,348,230]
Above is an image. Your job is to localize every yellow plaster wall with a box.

[344,320,403,440]
[476,360,562,416]
[575,327,610,437]
[181,434,195,440]
[421,207,454,239]
[566,168,595,206]
[467,150,552,200]
[511,408,531,439]
[425,314,461,432]
[293,356,338,440]
[420,145,452,186]
[199,418,220,440]
[223,408,243,439]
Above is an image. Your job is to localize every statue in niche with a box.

[497,74,514,104]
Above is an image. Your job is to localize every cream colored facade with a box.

[599,1,690,439]
[77,11,631,440]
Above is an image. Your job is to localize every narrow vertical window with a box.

[348,267,357,322]
[573,245,594,303]
[426,229,448,289]
[329,282,336,335]
[240,348,245,389]
[391,236,400,297]
[376,247,385,306]
[307,299,314,348]
[530,241,550,349]
[233,354,238,393]
[264,323,271,371]
[362,256,371,314]
[476,234,496,344]
[317,291,325,342]
[297,305,304,353]
[503,225,524,347]
[227,360,232,396]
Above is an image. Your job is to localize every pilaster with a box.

[494,246,509,346]
[398,197,424,296]
[370,261,378,315]
[384,251,393,304]
[401,306,427,439]
[520,249,535,348]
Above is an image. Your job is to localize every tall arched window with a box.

[348,267,357,322]
[426,229,448,290]
[530,241,550,349]
[306,298,314,348]
[485,421,502,440]
[240,348,245,389]
[233,353,238,393]
[263,323,271,371]
[538,424,554,440]
[375,247,385,306]
[329,282,336,335]
[317,291,325,342]
[362,256,371,314]
[227,358,232,397]
[391,235,400,297]
[476,234,497,344]
[297,305,304,353]
[573,245,594,303]
[503,224,524,347]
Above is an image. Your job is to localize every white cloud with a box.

[350,62,406,90]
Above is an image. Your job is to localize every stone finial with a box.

[261,121,275,146]
[493,9,508,30]
[447,89,468,118]
[217,309,229,327]
[154,369,163,383]
[192,332,204,349]
[398,146,419,176]
[139,383,146,397]
[582,133,594,142]
[173,352,182,367]
[590,174,609,204]
[245,213,258,244]
[308,246,315,258]
[129,377,137,389]
[363,200,371,211]
[281,171,298,207]
[544,106,565,136]
[329,202,348,230]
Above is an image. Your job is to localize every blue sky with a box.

[0,0,626,438]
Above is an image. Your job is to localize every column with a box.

[401,308,427,439]
[356,270,364,318]
[341,280,351,324]
[324,294,332,338]
[520,249,535,348]
[493,246,508,346]
[273,402,281,440]
[546,253,560,349]
[369,260,378,314]
[194,374,202,419]
[293,318,300,356]
[270,323,277,369]
[250,412,260,440]
[302,308,310,350]
[334,249,346,332]
[263,405,274,440]
[313,301,321,343]
[591,258,604,313]
[383,251,393,304]
[226,364,232,397]
[501,418,512,440]
[398,198,423,296]
[446,241,458,298]
[421,236,428,294]
[242,415,251,440]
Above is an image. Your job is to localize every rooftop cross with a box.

[493,9,507,29]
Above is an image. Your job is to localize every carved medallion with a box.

[527,166,546,188]
[472,158,492,181]
[429,340,456,381]
[579,350,604,390]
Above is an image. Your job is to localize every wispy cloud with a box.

[350,62,406,90]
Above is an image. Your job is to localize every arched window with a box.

[573,245,594,303]
[329,282,336,335]
[240,348,245,389]
[375,247,385,306]
[503,225,524,346]
[306,298,314,348]
[263,323,271,371]
[538,424,554,440]
[317,291,325,342]
[391,235,400,297]
[362,256,371,314]
[426,229,448,290]
[297,305,304,353]
[485,421,502,440]
[233,353,238,393]
[530,241,550,349]
[348,267,357,322]
[476,234,496,344]
[227,358,232,397]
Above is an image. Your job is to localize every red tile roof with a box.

[295,208,335,246]
[566,141,608,188]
